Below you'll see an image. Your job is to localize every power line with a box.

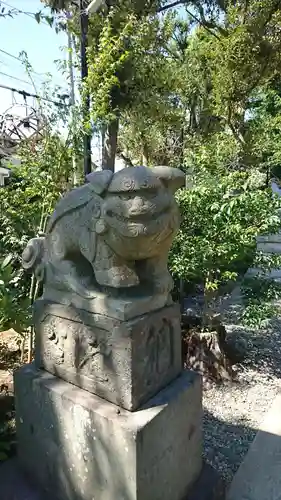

[0,59,43,85]
[0,83,70,107]
[0,48,69,88]
[0,65,68,92]
[0,48,22,63]
[0,71,33,87]
[0,1,49,26]
[0,48,46,77]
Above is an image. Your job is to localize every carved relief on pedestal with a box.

[43,317,67,364]
[144,319,174,382]
[34,302,182,411]
[36,309,114,385]
[136,313,181,392]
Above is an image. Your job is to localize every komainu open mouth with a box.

[106,206,169,223]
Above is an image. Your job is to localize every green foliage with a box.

[241,277,281,328]
[0,134,71,258]
[248,86,281,178]
[113,1,281,170]
[0,132,72,332]
[241,301,277,329]
[253,251,281,274]
[0,257,31,334]
[169,170,281,293]
[86,7,176,124]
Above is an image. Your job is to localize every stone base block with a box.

[14,364,202,500]
[187,463,226,500]
[42,287,171,321]
[256,242,281,254]
[246,267,281,282]
[34,300,182,411]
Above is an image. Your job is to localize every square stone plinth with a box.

[34,300,182,411]
[14,364,202,500]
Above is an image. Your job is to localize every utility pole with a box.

[79,0,106,178]
[68,32,76,114]
[80,0,92,177]
[68,30,78,185]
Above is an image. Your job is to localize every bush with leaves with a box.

[241,274,281,329]
[169,167,281,376]
[0,256,31,334]
[0,134,72,253]
[0,132,72,333]
[169,169,281,311]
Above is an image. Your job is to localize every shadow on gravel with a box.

[224,318,281,380]
[203,408,257,485]
[242,318,281,377]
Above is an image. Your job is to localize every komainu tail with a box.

[22,237,45,281]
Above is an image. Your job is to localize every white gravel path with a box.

[202,320,281,484]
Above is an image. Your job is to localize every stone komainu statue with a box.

[22,166,185,300]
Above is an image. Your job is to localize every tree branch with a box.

[196,3,227,35]
[118,152,134,167]
[158,0,186,12]
[158,2,221,40]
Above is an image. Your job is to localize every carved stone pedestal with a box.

[15,364,202,500]
[34,300,182,411]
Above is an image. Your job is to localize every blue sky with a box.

[0,0,68,114]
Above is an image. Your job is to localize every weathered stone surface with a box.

[186,463,226,500]
[256,241,281,254]
[1,459,222,500]
[22,166,185,314]
[256,230,281,255]
[15,364,202,500]
[15,165,203,500]
[246,267,281,281]
[257,233,281,244]
[34,300,182,411]
[41,287,172,321]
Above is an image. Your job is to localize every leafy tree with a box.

[84,2,179,169]
[169,168,281,314]
[0,131,73,334]
[113,2,281,170]
[43,1,187,169]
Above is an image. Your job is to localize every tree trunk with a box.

[142,141,149,166]
[102,118,119,172]
[181,315,243,383]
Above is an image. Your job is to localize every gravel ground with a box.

[202,317,281,485]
